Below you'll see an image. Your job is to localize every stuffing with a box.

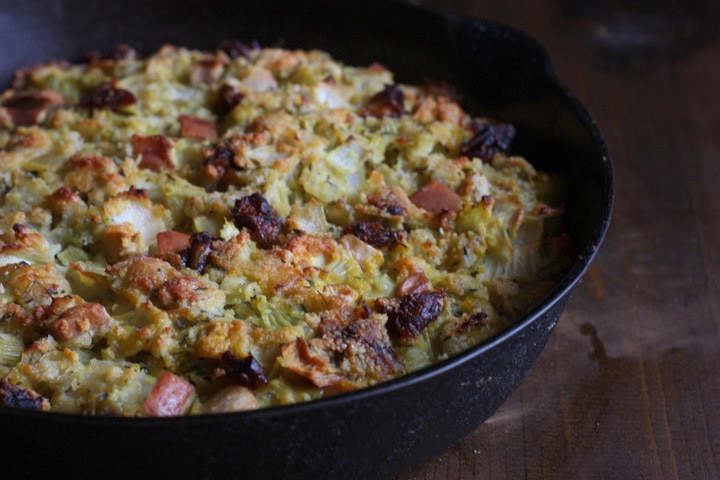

[0,42,571,415]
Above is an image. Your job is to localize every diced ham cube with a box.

[3,89,63,109]
[143,371,195,417]
[409,180,463,215]
[131,134,174,173]
[178,115,218,141]
[51,303,111,341]
[2,89,64,126]
[156,230,191,254]
[396,271,431,296]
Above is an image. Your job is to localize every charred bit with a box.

[216,352,268,389]
[214,84,244,116]
[377,290,446,341]
[361,84,405,118]
[460,119,516,162]
[0,378,50,411]
[344,221,406,249]
[81,81,137,110]
[232,193,286,249]
[218,40,261,59]
[179,232,217,272]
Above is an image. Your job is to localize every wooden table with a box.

[399,0,720,478]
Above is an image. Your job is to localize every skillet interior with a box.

[0,1,612,478]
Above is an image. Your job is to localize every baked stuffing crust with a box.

[0,43,570,415]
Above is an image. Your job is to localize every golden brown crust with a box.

[0,43,570,415]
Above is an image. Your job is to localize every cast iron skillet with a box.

[0,0,612,478]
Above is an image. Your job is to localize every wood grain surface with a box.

[398,0,720,478]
